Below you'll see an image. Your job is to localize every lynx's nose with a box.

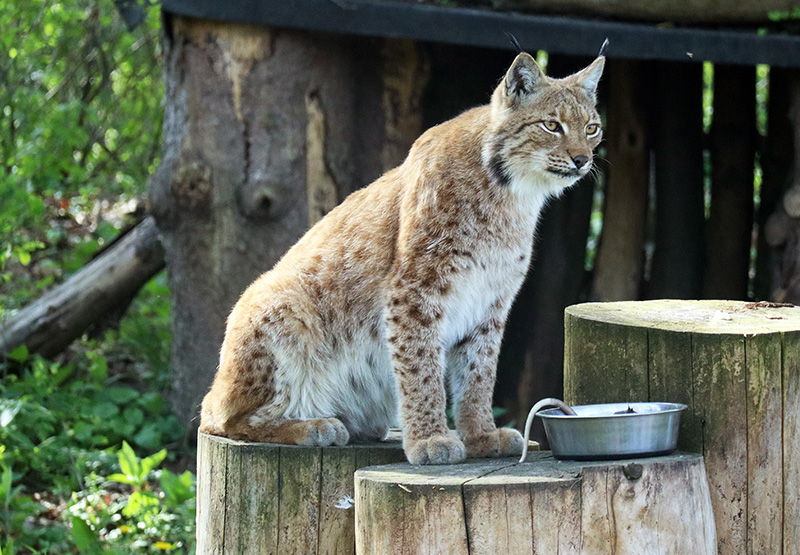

[572,155,589,169]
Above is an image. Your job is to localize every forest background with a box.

[1,1,195,553]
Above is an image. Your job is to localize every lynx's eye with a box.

[585,123,600,137]
[541,121,562,134]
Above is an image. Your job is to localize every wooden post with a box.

[564,300,800,555]
[591,59,650,301]
[705,64,756,300]
[196,432,405,554]
[648,62,705,299]
[355,452,716,554]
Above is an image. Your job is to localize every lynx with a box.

[200,49,605,465]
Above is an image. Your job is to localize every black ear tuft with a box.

[505,32,524,53]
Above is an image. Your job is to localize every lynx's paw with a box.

[296,418,350,447]
[464,427,524,459]
[404,432,466,465]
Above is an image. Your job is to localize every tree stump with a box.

[355,452,716,554]
[196,431,405,554]
[564,300,800,555]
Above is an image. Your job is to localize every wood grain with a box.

[356,453,715,554]
[564,300,800,555]
[196,433,404,554]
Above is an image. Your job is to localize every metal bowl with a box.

[538,402,687,460]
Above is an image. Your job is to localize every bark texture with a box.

[0,217,164,358]
[564,300,800,555]
[151,17,428,425]
[196,431,405,554]
[355,452,716,554]
[591,59,649,301]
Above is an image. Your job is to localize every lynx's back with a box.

[200,49,605,465]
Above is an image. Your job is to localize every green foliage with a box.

[0,1,194,553]
[0,0,163,315]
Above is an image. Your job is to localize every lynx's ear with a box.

[503,52,547,101]
[571,56,606,101]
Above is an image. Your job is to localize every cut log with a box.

[355,451,716,554]
[196,431,406,554]
[0,216,164,358]
[564,300,800,555]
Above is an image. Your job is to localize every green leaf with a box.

[87,353,108,381]
[122,406,144,427]
[71,516,100,551]
[7,345,28,363]
[106,473,135,486]
[105,387,139,404]
[122,490,159,518]
[160,469,194,507]
[139,449,167,478]
[133,423,161,450]
[117,441,140,483]
[91,402,119,419]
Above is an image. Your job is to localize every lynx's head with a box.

[485,50,605,194]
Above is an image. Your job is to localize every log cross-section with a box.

[355,452,716,554]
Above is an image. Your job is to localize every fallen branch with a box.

[0,216,165,358]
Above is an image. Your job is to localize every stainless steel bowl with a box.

[538,402,687,460]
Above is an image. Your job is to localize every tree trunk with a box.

[647,62,705,299]
[564,300,800,555]
[704,64,756,300]
[355,452,716,554]
[151,16,428,425]
[591,59,650,301]
[196,431,405,554]
[0,216,164,358]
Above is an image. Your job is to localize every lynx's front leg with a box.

[387,281,466,465]
[448,301,524,459]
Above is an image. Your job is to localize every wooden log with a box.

[355,452,716,554]
[564,299,800,555]
[196,431,405,554]
[704,64,756,300]
[0,216,164,358]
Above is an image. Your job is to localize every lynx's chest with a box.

[439,206,540,348]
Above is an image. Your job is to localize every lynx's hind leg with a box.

[200,285,351,447]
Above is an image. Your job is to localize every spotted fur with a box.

[199,51,605,464]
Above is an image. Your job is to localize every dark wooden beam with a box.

[162,0,800,68]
